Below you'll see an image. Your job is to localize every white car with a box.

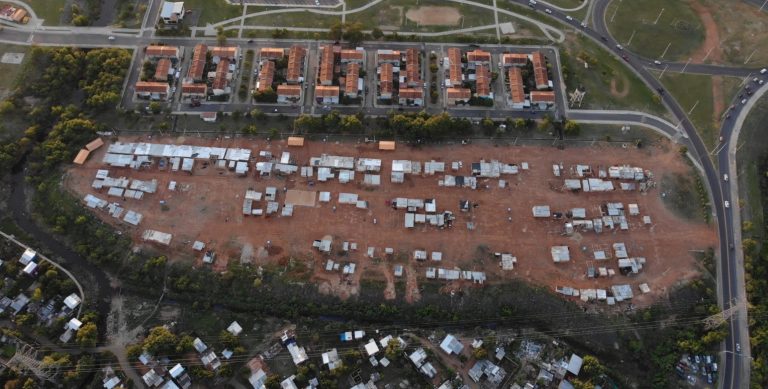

[545,8,552,14]
[654,60,662,65]
[736,343,741,352]
[566,15,573,21]
[108,36,115,41]
[723,174,728,181]
[580,22,587,28]
[742,99,748,104]
[616,44,624,50]
[761,68,767,74]
[725,200,730,208]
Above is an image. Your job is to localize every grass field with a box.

[547,0,586,8]
[245,9,339,29]
[184,0,242,26]
[605,0,704,61]
[736,98,768,238]
[26,0,67,25]
[653,72,744,151]
[0,44,29,93]
[560,34,667,117]
[660,172,708,223]
[699,0,768,65]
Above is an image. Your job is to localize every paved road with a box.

[582,0,764,388]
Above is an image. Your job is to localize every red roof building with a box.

[286,45,306,84]
[258,61,275,92]
[475,64,491,98]
[447,48,463,87]
[467,49,491,64]
[154,58,172,82]
[530,90,556,104]
[532,51,550,90]
[319,45,335,86]
[146,45,180,59]
[502,53,528,67]
[405,48,421,87]
[340,49,364,63]
[508,67,525,104]
[212,58,231,94]
[188,44,207,82]
[345,63,360,98]
[210,46,239,60]
[260,47,285,60]
[379,63,393,99]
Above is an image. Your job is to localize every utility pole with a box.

[6,342,58,383]
[703,300,746,330]
[702,46,715,62]
[688,100,699,115]
[660,42,672,58]
[761,0,767,12]
[744,49,757,64]
[653,8,665,24]
[626,30,636,46]
[680,58,692,73]
[659,64,669,78]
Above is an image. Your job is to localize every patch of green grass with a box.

[547,0,586,8]
[25,0,67,25]
[184,0,242,26]
[736,98,768,239]
[0,44,29,92]
[561,34,667,117]
[245,10,339,29]
[660,172,709,223]
[605,0,704,61]
[653,71,716,150]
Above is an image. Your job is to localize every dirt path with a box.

[688,1,726,130]
[688,0,722,64]
[609,74,629,98]
[380,262,396,300]
[405,264,422,303]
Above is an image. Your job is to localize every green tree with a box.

[329,22,343,40]
[471,347,488,360]
[538,116,552,132]
[342,22,365,46]
[340,115,363,133]
[371,28,383,40]
[76,322,98,347]
[564,120,580,136]
[31,288,43,302]
[384,339,401,360]
[148,102,162,114]
[219,330,239,349]
[216,27,227,46]
[22,378,36,389]
[580,355,604,379]
[143,326,178,355]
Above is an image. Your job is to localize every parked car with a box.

[616,44,624,50]
[724,174,728,181]
[566,15,573,21]
[725,200,730,208]
[544,8,552,14]
[654,60,662,65]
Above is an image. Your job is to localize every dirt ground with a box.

[66,136,716,307]
[405,6,461,26]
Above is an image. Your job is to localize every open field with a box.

[66,136,714,307]
[697,0,768,65]
[736,97,768,239]
[244,9,339,29]
[605,0,705,61]
[0,44,29,94]
[183,0,242,26]
[560,34,667,117]
[345,0,495,33]
[26,0,67,25]
[653,71,744,151]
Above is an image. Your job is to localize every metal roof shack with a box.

[532,205,551,218]
[142,229,173,246]
[611,284,634,301]
[73,149,90,165]
[287,136,304,147]
[440,334,464,355]
[551,246,570,263]
[310,154,354,169]
[532,51,550,90]
[379,141,396,151]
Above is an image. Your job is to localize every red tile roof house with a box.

[277,84,301,103]
[135,81,170,101]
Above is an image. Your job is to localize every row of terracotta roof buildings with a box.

[313,45,365,104]
[376,48,424,106]
[255,46,307,103]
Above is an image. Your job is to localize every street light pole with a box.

[653,8,665,24]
